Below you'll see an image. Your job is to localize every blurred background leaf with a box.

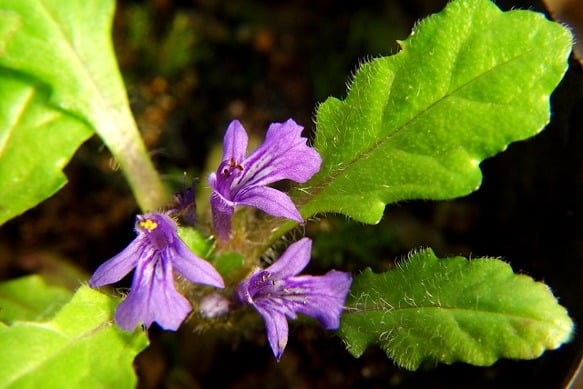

[0,275,72,323]
[0,285,148,388]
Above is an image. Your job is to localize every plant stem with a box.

[94,104,169,212]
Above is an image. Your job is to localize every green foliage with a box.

[213,252,245,278]
[298,0,572,224]
[0,0,167,218]
[0,285,148,388]
[0,0,126,124]
[339,249,573,370]
[0,275,72,323]
[0,74,92,224]
[178,227,213,258]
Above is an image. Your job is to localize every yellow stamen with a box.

[139,219,158,231]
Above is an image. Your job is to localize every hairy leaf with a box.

[339,249,573,370]
[0,0,167,216]
[298,0,572,223]
[0,286,148,388]
[0,74,92,224]
[0,275,72,323]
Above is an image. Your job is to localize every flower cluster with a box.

[90,119,351,360]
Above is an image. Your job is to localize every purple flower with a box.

[208,119,321,240]
[89,212,224,331]
[236,238,352,360]
[169,176,198,226]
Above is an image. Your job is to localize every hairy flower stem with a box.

[95,106,169,212]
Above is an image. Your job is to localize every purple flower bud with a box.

[170,175,198,226]
[199,292,231,319]
[89,213,224,331]
[209,119,321,241]
[236,238,352,360]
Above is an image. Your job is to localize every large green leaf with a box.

[0,285,148,388]
[298,0,572,224]
[0,275,73,323]
[0,74,92,224]
[339,249,573,370]
[0,0,167,217]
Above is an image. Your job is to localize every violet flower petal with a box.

[235,185,302,223]
[255,304,289,361]
[115,253,191,331]
[286,271,352,329]
[89,240,143,287]
[171,240,225,288]
[238,119,321,188]
[265,237,312,278]
[222,119,248,162]
[209,188,235,241]
[199,292,231,319]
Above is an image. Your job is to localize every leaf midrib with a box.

[37,0,115,129]
[343,304,556,324]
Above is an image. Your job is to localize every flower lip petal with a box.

[170,240,225,288]
[234,185,302,223]
[289,270,353,329]
[114,252,192,331]
[89,239,143,288]
[233,119,321,189]
[255,304,289,361]
[264,237,312,278]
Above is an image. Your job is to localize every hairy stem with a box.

[94,104,169,212]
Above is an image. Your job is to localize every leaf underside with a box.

[297,0,572,224]
[339,249,573,370]
[0,73,92,224]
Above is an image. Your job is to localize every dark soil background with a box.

[1,0,582,388]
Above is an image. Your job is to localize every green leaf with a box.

[0,285,148,388]
[0,275,73,323]
[213,251,245,278]
[178,227,213,258]
[0,10,20,54]
[299,0,572,224]
[0,0,167,215]
[339,249,574,370]
[0,74,92,224]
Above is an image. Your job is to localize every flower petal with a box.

[170,240,225,288]
[209,189,235,241]
[222,119,248,162]
[115,254,191,331]
[255,304,289,361]
[235,185,302,223]
[89,239,143,288]
[265,237,312,278]
[288,270,352,329]
[234,119,321,188]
